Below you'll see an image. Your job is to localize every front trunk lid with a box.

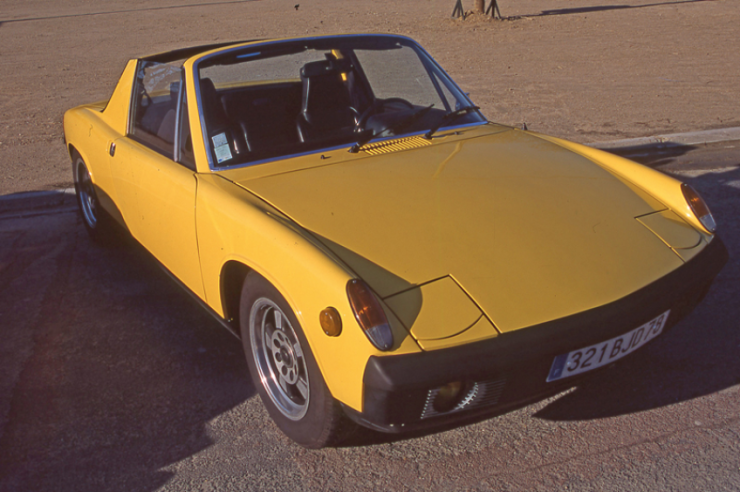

[226,128,683,337]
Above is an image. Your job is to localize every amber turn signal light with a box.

[319,307,342,337]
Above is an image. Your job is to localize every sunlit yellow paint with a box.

[530,132,716,237]
[236,128,691,333]
[637,210,702,251]
[384,276,487,341]
[416,315,498,351]
[63,43,717,415]
[112,139,204,297]
[194,174,420,410]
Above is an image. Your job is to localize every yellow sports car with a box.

[63,34,728,448]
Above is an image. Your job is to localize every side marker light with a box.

[320,307,342,337]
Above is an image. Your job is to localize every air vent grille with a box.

[360,135,432,155]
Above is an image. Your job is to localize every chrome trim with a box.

[126,61,141,136]
[192,65,210,168]
[415,43,484,119]
[172,70,184,163]
[417,121,488,139]
[209,142,353,171]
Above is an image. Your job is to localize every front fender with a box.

[195,174,420,411]
[531,132,715,239]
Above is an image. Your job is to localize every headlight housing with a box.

[682,183,717,233]
[347,279,393,351]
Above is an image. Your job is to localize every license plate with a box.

[546,310,670,382]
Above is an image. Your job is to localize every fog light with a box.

[432,381,465,413]
[319,307,342,337]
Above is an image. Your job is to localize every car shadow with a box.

[0,221,256,492]
[606,143,698,168]
[534,165,739,422]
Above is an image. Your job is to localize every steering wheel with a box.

[349,106,360,123]
[354,103,380,133]
[353,98,416,133]
[381,97,414,110]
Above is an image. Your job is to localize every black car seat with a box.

[296,58,356,143]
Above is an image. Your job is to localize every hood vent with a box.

[360,135,432,155]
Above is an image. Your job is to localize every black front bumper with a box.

[346,236,729,433]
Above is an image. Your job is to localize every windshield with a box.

[196,35,485,168]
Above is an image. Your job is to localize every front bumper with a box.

[346,236,729,433]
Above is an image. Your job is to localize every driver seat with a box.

[296,59,356,142]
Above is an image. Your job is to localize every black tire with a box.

[239,271,353,448]
[72,153,114,241]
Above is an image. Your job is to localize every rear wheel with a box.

[239,272,352,448]
[73,154,112,241]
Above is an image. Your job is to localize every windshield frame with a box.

[191,34,486,171]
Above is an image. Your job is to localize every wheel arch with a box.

[220,259,252,335]
[67,143,92,177]
[68,143,79,160]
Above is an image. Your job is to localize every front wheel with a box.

[239,272,352,448]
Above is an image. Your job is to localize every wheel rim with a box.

[76,161,98,228]
[250,297,310,420]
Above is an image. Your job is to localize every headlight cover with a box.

[682,183,717,233]
[347,279,393,351]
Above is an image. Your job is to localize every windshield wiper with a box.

[423,105,481,140]
[349,104,434,153]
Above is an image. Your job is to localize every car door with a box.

[110,60,205,299]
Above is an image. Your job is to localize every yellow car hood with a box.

[228,128,685,336]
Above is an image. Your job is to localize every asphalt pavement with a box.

[0,139,738,491]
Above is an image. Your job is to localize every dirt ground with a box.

[0,0,738,195]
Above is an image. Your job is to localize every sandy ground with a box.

[0,0,738,195]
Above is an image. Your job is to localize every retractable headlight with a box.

[346,279,394,351]
[682,183,717,233]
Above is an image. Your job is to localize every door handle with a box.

[109,142,116,157]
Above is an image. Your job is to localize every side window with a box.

[130,61,183,158]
